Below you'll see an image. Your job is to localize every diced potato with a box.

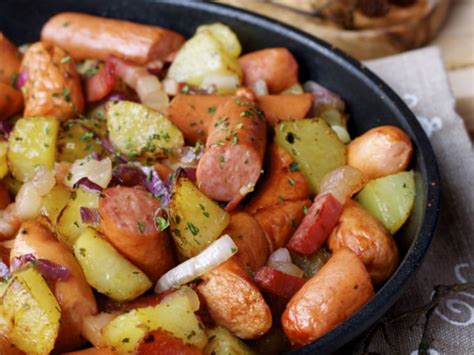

[74,228,152,302]
[56,186,100,247]
[274,119,347,194]
[106,101,184,159]
[58,120,105,163]
[204,327,256,355]
[356,171,416,234]
[170,175,230,258]
[167,31,242,92]
[196,23,242,58]
[102,292,208,354]
[86,104,108,136]
[0,141,8,179]
[0,268,61,354]
[41,184,72,226]
[8,116,59,182]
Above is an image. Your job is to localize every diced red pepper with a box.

[287,193,342,255]
[254,266,306,299]
[85,59,116,102]
[136,329,203,355]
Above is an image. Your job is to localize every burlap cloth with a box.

[345,47,474,354]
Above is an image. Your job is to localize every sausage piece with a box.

[0,83,23,119]
[224,212,270,273]
[348,125,413,180]
[62,348,115,355]
[10,221,98,352]
[257,94,312,126]
[253,199,311,251]
[197,258,272,339]
[328,200,399,284]
[246,144,309,214]
[21,42,84,120]
[282,248,374,346]
[196,96,266,203]
[99,186,174,282]
[41,12,185,64]
[0,34,21,85]
[238,48,298,94]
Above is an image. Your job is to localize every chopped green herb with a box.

[60,56,72,64]
[181,85,190,94]
[288,177,295,186]
[187,222,199,236]
[289,161,300,172]
[207,106,216,114]
[137,222,145,234]
[303,206,308,215]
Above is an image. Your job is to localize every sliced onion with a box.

[16,69,28,90]
[0,121,13,138]
[11,253,70,281]
[80,207,101,224]
[164,146,204,170]
[201,74,239,94]
[161,286,200,312]
[331,125,351,144]
[304,80,345,115]
[0,204,21,239]
[0,260,9,279]
[155,234,238,293]
[66,156,112,189]
[319,165,367,204]
[268,261,304,278]
[251,79,268,96]
[31,166,56,196]
[140,166,171,207]
[163,78,179,96]
[16,182,42,220]
[268,248,292,263]
[136,75,169,111]
[74,177,103,193]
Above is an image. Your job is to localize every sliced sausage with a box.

[62,348,115,355]
[257,94,312,126]
[196,96,266,203]
[136,329,203,355]
[197,258,272,339]
[328,200,399,284]
[0,34,21,85]
[0,83,23,119]
[253,199,311,251]
[348,125,413,180]
[10,221,98,352]
[282,248,374,346]
[41,12,185,65]
[224,212,270,273]
[238,48,298,94]
[246,144,309,214]
[21,42,84,120]
[99,186,175,282]
[0,181,11,210]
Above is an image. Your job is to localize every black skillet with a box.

[0,0,441,353]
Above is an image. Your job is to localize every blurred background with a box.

[217,0,474,140]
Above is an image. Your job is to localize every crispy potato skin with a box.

[0,83,23,119]
[348,125,413,180]
[246,144,309,214]
[224,212,270,273]
[41,12,185,64]
[99,186,175,282]
[0,34,21,85]
[21,42,84,120]
[10,221,98,352]
[328,200,399,284]
[253,199,311,251]
[238,48,298,94]
[197,258,272,339]
[282,248,374,345]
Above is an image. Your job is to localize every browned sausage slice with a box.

[281,248,374,346]
[0,34,21,86]
[0,83,23,120]
[196,96,266,203]
[328,200,399,284]
[41,12,185,64]
[21,42,84,120]
[10,221,98,352]
[197,258,272,339]
[257,94,312,126]
[99,186,174,282]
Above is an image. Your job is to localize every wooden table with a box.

[219,0,474,139]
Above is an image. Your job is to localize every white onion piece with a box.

[331,125,351,144]
[16,182,42,220]
[268,248,292,263]
[161,286,200,312]
[136,75,169,112]
[155,234,238,293]
[201,74,239,94]
[319,165,367,204]
[82,312,118,348]
[252,79,268,96]
[162,78,179,96]
[268,260,304,278]
[0,204,21,239]
[31,166,56,196]
[66,156,112,189]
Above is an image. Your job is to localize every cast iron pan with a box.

[0,0,440,353]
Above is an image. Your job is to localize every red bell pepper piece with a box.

[254,266,306,299]
[287,193,342,255]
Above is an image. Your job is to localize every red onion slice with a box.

[74,177,103,193]
[10,253,70,281]
[15,69,28,90]
[80,207,101,224]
